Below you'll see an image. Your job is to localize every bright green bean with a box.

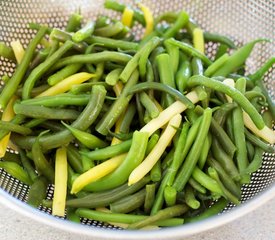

[22,40,74,100]
[110,188,146,213]
[187,75,265,129]
[173,108,212,191]
[0,27,47,109]
[128,204,188,229]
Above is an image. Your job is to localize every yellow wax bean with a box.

[193,28,205,54]
[71,153,127,194]
[11,40,25,63]
[128,114,182,185]
[121,7,134,27]
[52,146,68,217]
[138,3,154,37]
[223,78,275,144]
[36,72,96,97]
[0,96,17,158]
[140,91,199,136]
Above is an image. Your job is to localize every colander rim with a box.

[0,183,274,239]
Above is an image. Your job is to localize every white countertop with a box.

[0,197,274,240]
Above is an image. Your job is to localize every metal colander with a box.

[0,0,274,239]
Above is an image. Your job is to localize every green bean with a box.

[96,70,139,135]
[185,185,200,209]
[128,204,188,229]
[29,47,51,70]
[244,128,274,153]
[212,39,267,77]
[61,176,150,208]
[50,28,87,52]
[1,152,21,165]
[105,68,122,86]
[139,40,161,79]
[18,149,37,182]
[245,147,264,174]
[84,131,149,192]
[67,208,81,223]
[81,148,95,172]
[255,80,275,120]
[20,93,90,107]
[173,108,212,191]
[165,38,212,65]
[13,85,106,150]
[104,0,145,26]
[144,183,156,213]
[176,59,192,93]
[0,161,32,185]
[110,188,146,213]
[27,176,48,207]
[22,40,74,100]
[208,167,240,205]
[28,23,52,33]
[0,120,31,135]
[207,157,241,199]
[140,92,160,119]
[93,62,105,82]
[164,186,177,207]
[192,167,223,196]
[52,51,131,72]
[209,115,237,158]
[249,57,275,82]
[225,113,234,141]
[211,138,240,181]
[198,133,212,169]
[188,177,206,194]
[203,32,236,49]
[76,208,184,227]
[154,11,178,24]
[163,11,189,39]
[67,144,84,174]
[135,94,145,127]
[94,21,124,37]
[187,75,265,129]
[70,82,108,94]
[32,133,55,182]
[62,121,108,149]
[40,121,65,132]
[72,21,95,42]
[204,53,229,77]
[86,36,139,51]
[120,37,160,83]
[47,63,83,86]
[128,82,194,109]
[191,57,204,75]
[0,27,47,109]
[186,198,228,223]
[47,39,59,58]
[262,110,273,129]
[213,102,237,126]
[232,78,250,184]
[166,121,190,186]
[119,102,136,134]
[156,53,176,106]
[246,140,255,162]
[0,42,15,60]
[13,103,80,120]
[66,12,83,32]
[1,75,10,83]
[150,160,162,182]
[0,114,25,141]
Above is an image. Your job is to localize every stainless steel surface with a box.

[0,0,274,238]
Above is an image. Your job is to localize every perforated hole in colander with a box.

[0,0,274,233]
